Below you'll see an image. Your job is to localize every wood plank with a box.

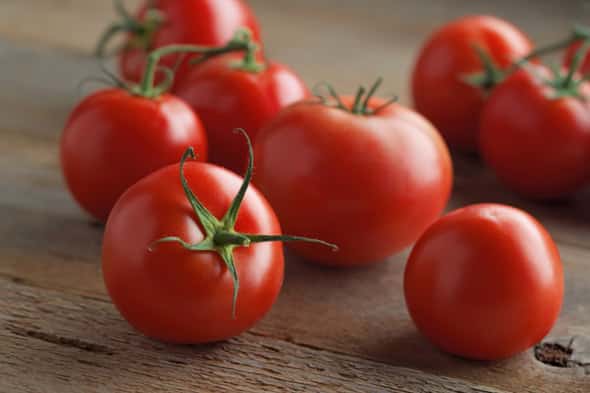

[1,278,512,393]
[1,129,589,392]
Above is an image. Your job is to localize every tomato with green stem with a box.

[479,43,590,200]
[412,15,533,151]
[404,204,563,360]
[102,130,335,343]
[253,79,453,266]
[172,40,309,174]
[96,0,262,86]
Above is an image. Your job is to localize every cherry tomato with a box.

[174,53,309,174]
[102,132,333,343]
[479,66,590,199]
[564,41,590,75]
[412,15,532,151]
[404,204,563,360]
[253,84,453,266]
[101,0,261,85]
[61,89,207,222]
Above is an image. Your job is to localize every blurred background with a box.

[0,0,586,102]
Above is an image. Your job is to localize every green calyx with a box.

[463,25,590,94]
[134,28,264,99]
[313,77,398,116]
[96,0,164,58]
[149,129,337,318]
[543,39,590,99]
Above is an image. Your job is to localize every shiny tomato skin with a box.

[174,54,309,174]
[120,0,261,85]
[102,162,284,343]
[564,41,590,75]
[404,204,563,360]
[253,99,453,266]
[479,66,590,199]
[60,89,207,222]
[412,15,532,151]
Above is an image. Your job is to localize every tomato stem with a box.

[136,28,263,98]
[150,128,337,318]
[313,78,397,116]
[96,0,164,58]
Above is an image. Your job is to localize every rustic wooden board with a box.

[1,1,590,392]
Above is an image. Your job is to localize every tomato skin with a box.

[174,54,309,174]
[253,99,453,266]
[479,66,590,199]
[412,15,532,151]
[404,204,563,360]
[102,162,284,343]
[564,41,590,75]
[60,89,207,222]
[120,0,261,85]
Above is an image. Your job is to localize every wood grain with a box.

[1,1,589,392]
[1,278,513,393]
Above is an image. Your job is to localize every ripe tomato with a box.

[102,132,333,343]
[174,53,309,174]
[98,0,261,85]
[61,89,207,222]
[253,84,453,265]
[412,15,532,151]
[404,204,563,360]
[564,41,590,75]
[479,65,590,199]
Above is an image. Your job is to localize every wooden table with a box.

[1,1,589,392]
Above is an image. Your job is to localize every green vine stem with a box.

[149,129,337,318]
[96,0,164,57]
[313,78,398,116]
[464,25,590,92]
[136,28,263,98]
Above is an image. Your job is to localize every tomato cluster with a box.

[413,16,590,199]
[59,1,575,362]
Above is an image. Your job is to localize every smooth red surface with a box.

[102,162,284,343]
[120,0,261,85]
[412,15,532,151]
[564,41,590,75]
[174,54,309,174]
[404,204,564,360]
[253,98,453,266]
[60,89,207,222]
[480,66,590,199]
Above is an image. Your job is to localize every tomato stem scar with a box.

[150,129,337,318]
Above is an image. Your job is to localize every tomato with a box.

[61,89,207,222]
[102,132,333,343]
[564,41,590,75]
[404,204,563,360]
[479,65,590,199]
[98,0,261,85]
[174,53,309,174]
[253,83,453,266]
[412,15,532,151]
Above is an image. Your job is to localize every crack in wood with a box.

[7,326,114,355]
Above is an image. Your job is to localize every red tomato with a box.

[253,97,453,266]
[564,41,590,75]
[61,89,207,222]
[404,204,563,360]
[479,66,590,199]
[174,53,309,173]
[102,155,283,343]
[412,15,532,151]
[116,0,261,85]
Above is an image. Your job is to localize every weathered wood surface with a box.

[1,1,589,392]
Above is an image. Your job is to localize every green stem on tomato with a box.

[137,28,264,98]
[312,77,397,116]
[149,129,337,318]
